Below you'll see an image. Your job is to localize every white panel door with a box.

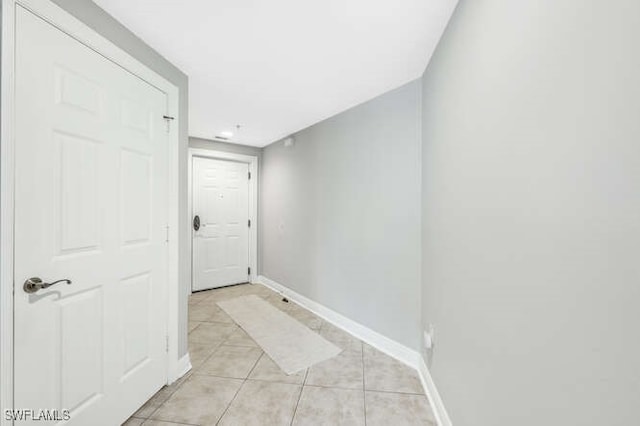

[192,157,250,291]
[13,7,168,426]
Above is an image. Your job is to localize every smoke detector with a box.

[283,136,295,147]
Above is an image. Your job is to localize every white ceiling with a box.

[93,0,457,147]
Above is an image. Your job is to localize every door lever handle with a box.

[23,277,72,294]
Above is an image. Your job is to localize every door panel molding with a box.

[0,1,184,424]
[188,148,259,291]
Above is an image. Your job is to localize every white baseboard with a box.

[255,275,419,367]
[418,356,452,426]
[169,353,192,384]
[254,275,451,425]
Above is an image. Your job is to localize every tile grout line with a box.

[193,340,261,380]
[185,373,425,397]
[289,368,309,426]
[190,319,236,325]
[167,287,269,425]
[214,351,264,426]
[139,372,192,422]
[189,340,226,373]
[186,297,249,424]
[188,285,426,425]
[141,418,199,426]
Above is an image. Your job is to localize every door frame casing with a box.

[0,0,185,422]
[0,0,16,421]
[188,148,259,291]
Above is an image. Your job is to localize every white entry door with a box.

[192,157,250,291]
[14,7,168,426]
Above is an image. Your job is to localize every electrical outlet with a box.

[423,324,435,350]
[423,331,433,350]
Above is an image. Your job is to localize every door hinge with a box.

[165,225,170,243]
[248,267,251,276]
[248,219,251,228]
[165,335,169,353]
[248,171,251,180]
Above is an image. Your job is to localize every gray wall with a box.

[50,0,191,358]
[420,1,640,425]
[260,80,422,349]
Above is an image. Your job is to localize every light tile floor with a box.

[123,283,435,425]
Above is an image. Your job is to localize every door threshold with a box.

[192,282,250,293]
